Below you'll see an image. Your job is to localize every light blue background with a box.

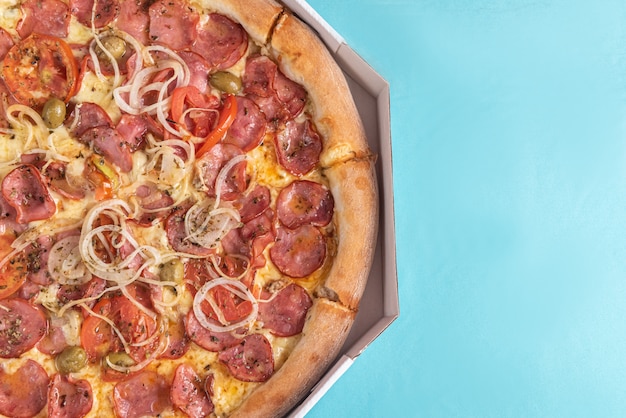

[306,0,626,417]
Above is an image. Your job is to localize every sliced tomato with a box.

[81,286,158,364]
[1,33,78,109]
[0,231,28,300]
[81,298,117,362]
[170,85,219,139]
[196,94,238,158]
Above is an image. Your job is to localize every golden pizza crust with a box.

[269,11,372,167]
[195,0,283,44]
[230,298,356,418]
[322,157,378,310]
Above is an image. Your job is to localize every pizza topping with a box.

[223,96,266,152]
[171,364,215,418]
[148,0,198,50]
[193,277,258,333]
[2,34,78,109]
[2,164,57,224]
[210,71,243,95]
[243,55,307,124]
[195,143,247,200]
[113,370,171,418]
[186,309,241,352]
[70,0,120,29]
[259,283,313,337]
[277,180,334,229]
[116,0,151,44]
[81,125,133,172]
[275,119,323,175]
[270,224,327,278]
[0,359,49,418]
[192,13,248,70]
[234,184,271,223]
[0,298,47,358]
[165,202,215,257]
[218,333,274,383]
[48,373,93,418]
[17,0,71,39]
[69,102,113,137]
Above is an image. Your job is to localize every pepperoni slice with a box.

[171,364,214,418]
[113,371,171,418]
[270,225,326,278]
[148,0,198,50]
[81,125,133,173]
[234,184,271,223]
[192,13,248,70]
[17,0,70,39]
[37,314,70,355]
[194,143,247,200]
[165,203,215,256]
[274,119,322,176]
[179,51,212,94]
[158,317,189,359]
[276,180,334,229]
[218,334,274,382]
[223,96,266,152]
[70,0,120,29]
[259,283,312,337]
[116,0,151,44]
[2,34,78,109]
[69,102,113,137]
[132,182,174,226]
[0,299,46,358]
[2,164,57,224]
[44,161,87,200]
[243,55,306,123]
[185,308,243,352]
[48,374,93,418]
[0,359,49,418]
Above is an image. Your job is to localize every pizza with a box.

[0,0,377,417]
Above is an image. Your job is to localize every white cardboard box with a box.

[280,1,399,416]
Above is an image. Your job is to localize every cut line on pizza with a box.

[0,0,378,417]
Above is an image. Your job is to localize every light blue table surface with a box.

[306,0,626,417]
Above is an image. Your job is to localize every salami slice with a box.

[0,359,49,418]
[185,309,243,352]
[113,371,170,418]
[276,180,334,229]
[17,0,70,39]
[165,203,215,256]
[80,126,133,173]
[270,224,326,278]
[223,96,266,152]
[259,283,312,337]
[48,374,93,418]
[2,164,57,224]
[274,119,322,176]
[218,334,274,383]
[70,0,120,29]
[171,364,214,418]
[148,0,198,50]
[194,143,247,200]
[192,13,248,70]
[0,298,47,358]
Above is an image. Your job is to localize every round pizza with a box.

[0,0,377,416]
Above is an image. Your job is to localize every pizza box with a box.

[280,1,398,416]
